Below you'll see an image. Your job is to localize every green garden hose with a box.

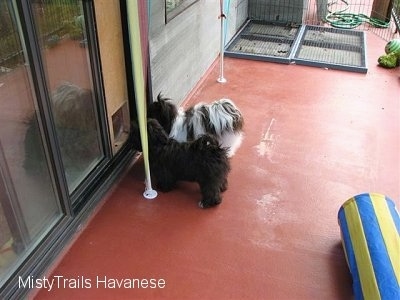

[325,0,390,29]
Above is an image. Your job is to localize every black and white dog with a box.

[131,118,230,208]
[148,94,244,157]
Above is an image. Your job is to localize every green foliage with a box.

[0,34,23,68]
[378,52,400,68]
[1,1,81,68]
[36,3,81,37]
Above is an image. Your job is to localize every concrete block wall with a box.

[225,0,249,45]
[148,0,248,105]
[248,0,308,23]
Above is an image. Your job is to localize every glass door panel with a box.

[0,0,61,285]
[31,0,105,192]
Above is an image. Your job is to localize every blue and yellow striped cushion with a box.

[338,193,400,300]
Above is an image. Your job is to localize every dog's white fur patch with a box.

[167,98,243,157]
[169,108,187,142]
[209,99,241,134]
[221,131,244,157]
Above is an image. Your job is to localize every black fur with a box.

[131,119,230,208]
[147,94,178,135]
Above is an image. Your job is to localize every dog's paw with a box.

[219,180,228,192]
[198,199,221,209]
[198,201,214,209]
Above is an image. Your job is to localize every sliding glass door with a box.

[29,0,105,192]
[0,0,63,287]
[0,0,125,296]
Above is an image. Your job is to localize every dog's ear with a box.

[156,94,174,107]
[147,118,169,145]
[157,93,164,103]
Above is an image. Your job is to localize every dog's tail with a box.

[196,134,230,156]
[197,133,220,147]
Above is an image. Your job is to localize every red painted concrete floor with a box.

[32,32,399,299]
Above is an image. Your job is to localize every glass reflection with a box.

[0,0,61,285]
[31,0,104,192]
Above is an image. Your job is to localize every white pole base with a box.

[217,77,227,83]
[143,189,158,199]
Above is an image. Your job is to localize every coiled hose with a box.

[324,0,390,29]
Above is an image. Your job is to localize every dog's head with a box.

[130,118,169,152]
[146,118,169,146]
[147,94,177,134]
[52,83,96,131]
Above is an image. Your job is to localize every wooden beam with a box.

[371,0,394,22]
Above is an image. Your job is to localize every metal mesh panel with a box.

[225,0,399,72]
[248,0,309,24]
[225,21,300,63]
[292,26,367,72]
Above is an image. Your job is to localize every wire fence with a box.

[248,0,399,41]
[0,0,23,71]
[1,0,399,73]
[0,0,81,71]
[307,0,399,41]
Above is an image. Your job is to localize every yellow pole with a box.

[126,0,157,199]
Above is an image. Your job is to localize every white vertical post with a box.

[217,0,227,83]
